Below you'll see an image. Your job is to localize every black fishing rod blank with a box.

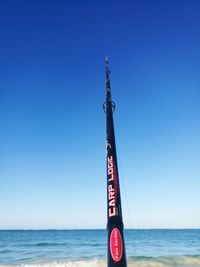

[103,57,127,267]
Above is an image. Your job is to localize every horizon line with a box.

[0,228,200,231]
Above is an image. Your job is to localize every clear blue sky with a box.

[0,0,199,229]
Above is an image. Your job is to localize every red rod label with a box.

[110,228,123,262]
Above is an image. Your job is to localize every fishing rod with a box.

[103,57,127,267]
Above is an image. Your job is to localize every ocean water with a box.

[0,229,200,267]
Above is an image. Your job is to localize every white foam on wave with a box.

[1,256,200,267]
[0,259,106,267]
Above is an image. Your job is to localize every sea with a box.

[0,229,200,267]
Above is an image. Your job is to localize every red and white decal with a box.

[110,228,123,262]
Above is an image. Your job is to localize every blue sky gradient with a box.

[0,0,199,229]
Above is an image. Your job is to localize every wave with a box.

[32,243,66,247]
[1,256,200,267]
[128,256,200,266]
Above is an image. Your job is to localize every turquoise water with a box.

[0,229,200,266]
